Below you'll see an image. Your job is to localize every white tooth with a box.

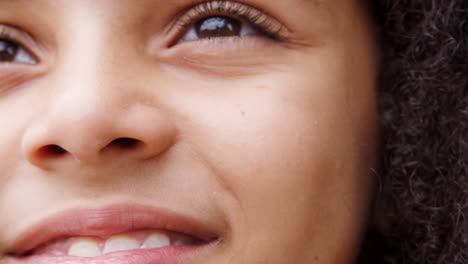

[68,238,101,257]
[141,232,170,249]
[103,235,140,254]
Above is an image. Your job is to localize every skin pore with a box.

[0,0,378,263]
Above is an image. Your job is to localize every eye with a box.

[0,39,37,65]
[180,16,256,41]
[173,1,286,45]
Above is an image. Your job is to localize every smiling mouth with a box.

[5,204,220,264]
[12,229,205,258]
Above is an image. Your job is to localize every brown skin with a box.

[0,0,378,263]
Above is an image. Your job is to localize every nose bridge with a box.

[57,11,120,96]
[56,1,133,95]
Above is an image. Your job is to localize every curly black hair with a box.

[358,1,468,263]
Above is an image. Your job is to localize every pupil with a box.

[196,16,241,39]
[0,40,18,62]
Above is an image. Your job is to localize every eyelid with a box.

[0,24,40,63]
[169,0,289,45]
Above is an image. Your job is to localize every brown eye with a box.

[0,39,36,64]
[0,40,18,62]
[195,16,241,39]
[179,15,257,42]
[174,1,287,45]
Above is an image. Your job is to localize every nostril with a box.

[37,145,68,157]
[109,137,141,149]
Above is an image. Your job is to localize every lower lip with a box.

[5,244,211,264]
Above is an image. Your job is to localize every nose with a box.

[22,83,177,170]
[20,14,179,171]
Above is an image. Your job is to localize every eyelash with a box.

[0,26,38,62]
[0,28,19,47]
[174,0,285,42]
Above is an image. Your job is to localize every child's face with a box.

[0,1,378,263]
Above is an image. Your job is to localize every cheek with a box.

[0,88,39,185]
[0,88,49,221]
[167,56,378,262]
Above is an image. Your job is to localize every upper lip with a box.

[6,203,219,255]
